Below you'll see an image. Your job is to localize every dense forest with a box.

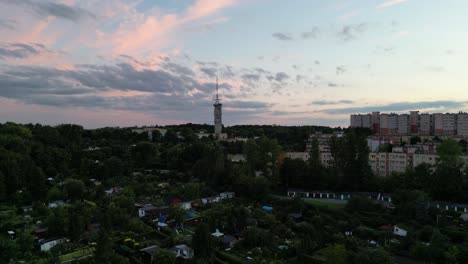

[1,122,468,263]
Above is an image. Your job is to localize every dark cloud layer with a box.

[272,32,293,41]
[301,27,319,39]
[310,100,354,105]
[338,23,367,41]
[0,43,55,59]
[0,0,95,21]
[0,18,15,29]
[0,61,271,122]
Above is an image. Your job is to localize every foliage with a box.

[192,223,213,258]
[318,244,347,264]
[153,249,176,264]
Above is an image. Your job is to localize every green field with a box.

[304,199,346,210]
[58,246,95,263]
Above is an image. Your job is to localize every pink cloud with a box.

[378,0,410,8]
[108,0,236,56]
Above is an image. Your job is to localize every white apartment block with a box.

[350,115,363,128]
[412,153,438,168]
[397,114,409,135]
[285,152,310,161]
[362,114,372,128]
[419,114,432,135]
[457,113,468,137]
[410,111,419,133]
[387,114,398,135]
[351,111,468,137]
[442,114,457,135]
[388,153,410,174]
[320,152,334,167]
[371,152,468,177]
[380,114,388,134]
[369,153,388,177]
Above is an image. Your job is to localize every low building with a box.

[227,154,246,163]
[221,235,238,249]
[201,196,220,205]
[140,245,160,263]
[178,201,192,210]
[48,200,66,208]
[460,213,468,222]
[40,237,69,252]
[138,204,167,218]
[285,152,310,161]
[170,244,194,259]
[220,192,235,199]
[393,226,408,237]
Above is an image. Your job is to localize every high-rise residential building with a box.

[350,115,363,127]
[397,114,409,135]
[433,113,444,135]
[351,111,468,137]
[419,113,432,135]
[362,114,372,128]
[457,112,468,137]
[409,111,419,134]
[442,113,457,135]
[380,114,389,135]
[371,112,380,133]
[388,114,398,135]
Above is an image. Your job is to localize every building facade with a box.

[351,111,468,137]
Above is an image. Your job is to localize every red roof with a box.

[170,198,183,204]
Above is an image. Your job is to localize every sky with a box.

[1,0,468,128]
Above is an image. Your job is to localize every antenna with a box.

[216,76,219,101]
[213,76,221,103]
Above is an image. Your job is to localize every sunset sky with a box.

[1,0,468,128]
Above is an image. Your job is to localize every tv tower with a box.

[213,77,222,137]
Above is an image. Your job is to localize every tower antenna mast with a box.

[216,76,219,101]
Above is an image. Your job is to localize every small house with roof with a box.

[220,192,235,199]
[170,244,194,259]
[140,245,160,263]
[221,235,238,249]
[393,225,408,237]
[138,204,167,218]
[40,237,69,252]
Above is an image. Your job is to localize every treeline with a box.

[281,129,468,202]
[280,128,375,192]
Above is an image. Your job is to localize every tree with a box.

[0,171,5,201]
[47,208,67,237]
[153,249,176,264]
[433,139,464,201]
[351,248,392,264]
[192,223,213,258]
[105,156,124,178]
[17,232,34,253]
[280,158,307,189]
[25,164,47,201]
[64,179,85,201]
[319,244,347,264]
[94,229,114,263]
[167,206,186,225]
[410,136,421,145]
[459,139,468,153]
[392,190,430,222]
[329,129,373,190]
[346,196,378,212]
[131,142,158,168]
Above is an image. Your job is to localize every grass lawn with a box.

[59,246,95,263]
[304,199,346,210]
